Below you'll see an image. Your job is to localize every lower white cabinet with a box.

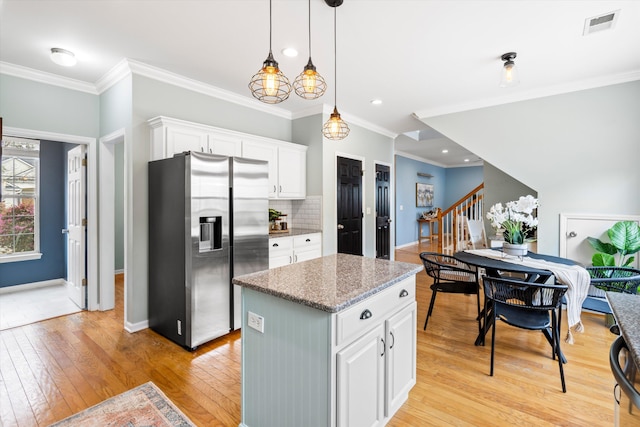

[269,233,321,268]
[241,275,417,427]
[336,296,417,427]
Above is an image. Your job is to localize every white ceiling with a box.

[2,0,639,167]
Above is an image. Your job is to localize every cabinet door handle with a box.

[272,243,279,247]
[380,338,385,357]
[360,309,372,320]
[399,289,409,298]
[389,330,395,349]
[305,238,311,242]
[279,185,282,192]
[289,256,292,264]
[273,185,277,193]
[294,254,298,263]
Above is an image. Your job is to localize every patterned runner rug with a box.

[49,382,196,427]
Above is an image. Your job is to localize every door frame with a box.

[98,128,126,311]
[6,126,99,310]
[374,160,394,261]
[334,152,366,256]
[559,213,640,265]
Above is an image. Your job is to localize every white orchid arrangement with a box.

[486,195,539,244]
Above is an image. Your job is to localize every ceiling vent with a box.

[583,10,620,35]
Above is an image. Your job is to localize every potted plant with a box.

[486,195,539,257]
[587,221,640,267]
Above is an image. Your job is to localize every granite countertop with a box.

[607,292,640,368]
[233,253,423,313]
[268,228,322,238]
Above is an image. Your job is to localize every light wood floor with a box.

[1,241,617,426]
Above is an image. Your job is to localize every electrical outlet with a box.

[177,319,182,335]
[247,311,264,333]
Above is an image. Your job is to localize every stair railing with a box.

[437,183,484,254]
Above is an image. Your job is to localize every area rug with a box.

[49,382,196,427]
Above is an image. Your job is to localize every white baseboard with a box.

[0,278,65,294]
[395,241,419,249]
[125,319,149,333]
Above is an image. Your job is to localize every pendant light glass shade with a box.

[323,4,349,140]
[293,0,326,99]
[249,0,291,104]
[499,52,520,88]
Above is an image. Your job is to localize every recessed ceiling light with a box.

[281,47,298,57]
[464,158,470,162]
[442,149,449,153]
[370,99,382,105]
[50,48,77,67]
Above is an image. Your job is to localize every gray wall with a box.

[318,114,395,258]
[482,161,536,237]
[0,74,99,136]
[424,80,640,255]
[126,74,295,324]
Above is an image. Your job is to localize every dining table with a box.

[453,248,588,361]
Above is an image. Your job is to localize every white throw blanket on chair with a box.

[465,249,591,343]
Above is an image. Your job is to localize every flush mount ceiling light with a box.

[293,0,326,100]
[249,0,292,104]
[322,0,349,141]
[371,99,382,105]
[50,48,76,67]
[499,52,520,88]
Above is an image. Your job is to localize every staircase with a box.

[436,183,484,254]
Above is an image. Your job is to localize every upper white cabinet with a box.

[149,116,306,199]
[243,138,306,199]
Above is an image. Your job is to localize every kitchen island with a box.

[232,253,423,427]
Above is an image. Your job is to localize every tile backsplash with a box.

[269,195,322,231]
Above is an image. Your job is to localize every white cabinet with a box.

[336,285,417,426]
[243,139,307,199]
[242,140,278,198]
[149,116,307,200]
[277,145,306,198]
[149,117,242,160]
[269,233,321,268]
[337,324,386,427]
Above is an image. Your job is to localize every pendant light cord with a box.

[333,6,337,107]
[269,0,273,52]
[308,0,312,56]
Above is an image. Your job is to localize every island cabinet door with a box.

[337,324,385,427]
[385,302,417,417]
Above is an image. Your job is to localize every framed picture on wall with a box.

[416,183,434,207]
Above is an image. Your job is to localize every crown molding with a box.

[0,62,98,95]
[414,70,640,120]
[4,126,96,145]
[2,58,399,139]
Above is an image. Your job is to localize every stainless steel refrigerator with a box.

[148,152,268,350]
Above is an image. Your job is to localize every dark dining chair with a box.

[583,266,640,332]
[482,275,569,392]
[419,252,481,334]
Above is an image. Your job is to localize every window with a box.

[1,137,40,261]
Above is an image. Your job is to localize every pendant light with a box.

[322,0,349,140]
[249,0,292,104]
[293,0,326,100]
[499,52,520,88]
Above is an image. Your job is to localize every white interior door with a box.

[559,213,640,268]
[67,145,86,309]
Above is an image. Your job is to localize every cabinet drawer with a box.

[293,233,321,248]
[335,277,415,347]
[269,237,292,254]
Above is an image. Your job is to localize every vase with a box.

[503,242,528,257]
